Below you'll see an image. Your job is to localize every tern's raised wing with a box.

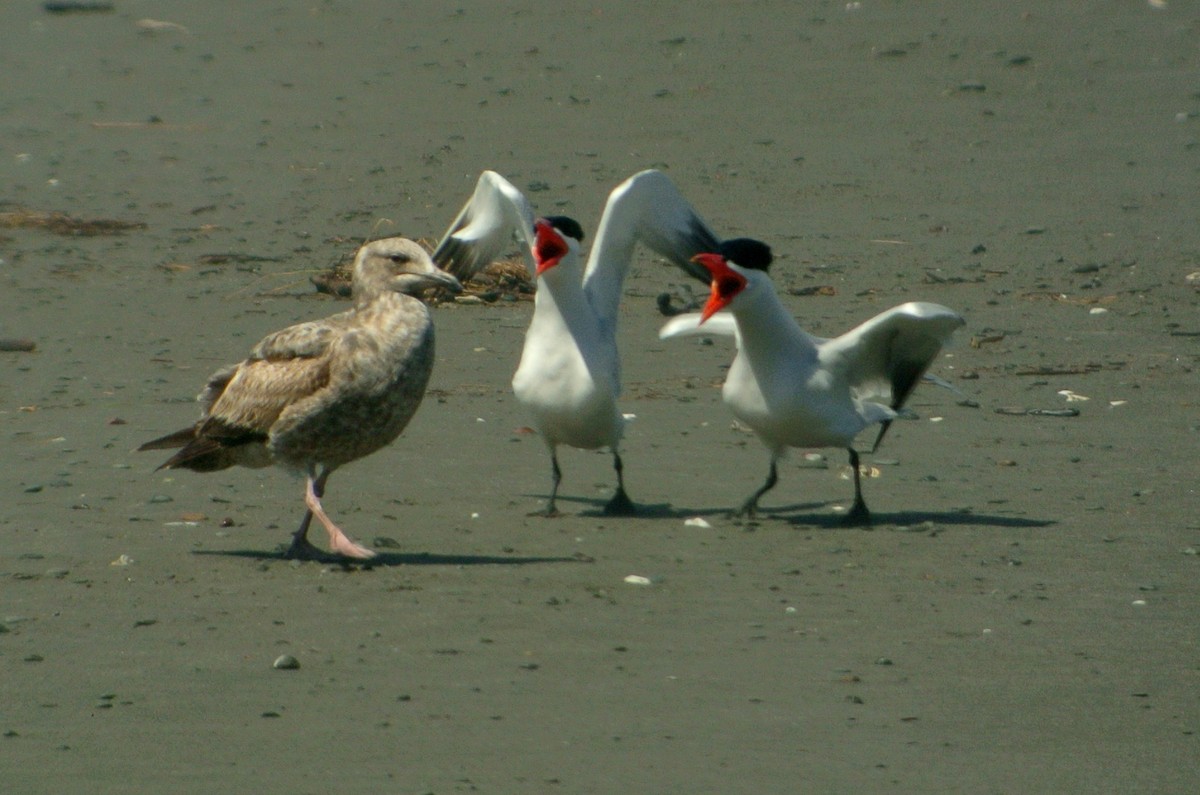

[431,171,537,281]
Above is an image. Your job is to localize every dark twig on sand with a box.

[0,338,37,353]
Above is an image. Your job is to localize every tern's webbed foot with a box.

[602,489,637,517]
[840,500,872,527]
[731,498,759,519]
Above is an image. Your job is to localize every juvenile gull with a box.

[139,237,461,559]
[434,169,745,516]
[661,249,964,523]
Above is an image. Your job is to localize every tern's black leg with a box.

[842,448,871,526]
[735,460,779,518]
[870,420,893,454]
[538,451,563,517]
[602,450,637,516]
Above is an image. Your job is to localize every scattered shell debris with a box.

[684,517,711,528]
[623,575,655,586]
[110,554,134,567]
[841,464,882,480]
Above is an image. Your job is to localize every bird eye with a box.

[387,253,411,264]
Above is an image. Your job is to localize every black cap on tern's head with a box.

[717,237,773,272]
[542,215,585,244]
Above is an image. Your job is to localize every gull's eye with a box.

[387,253,411,264]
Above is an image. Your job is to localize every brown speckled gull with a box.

[139,237,462,560]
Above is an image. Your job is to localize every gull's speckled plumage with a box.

[140,237,461,559]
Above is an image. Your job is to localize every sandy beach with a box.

[2,1,1197,792]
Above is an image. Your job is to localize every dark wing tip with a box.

[137,426,197,452]
[433,237,486,281]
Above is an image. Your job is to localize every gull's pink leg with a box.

[303,474,376,559]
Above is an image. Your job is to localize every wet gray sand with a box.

[1,2,1197,792]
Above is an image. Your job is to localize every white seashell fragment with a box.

[1089,307,1108,315]
[1057,390,1090,402]
[623,575,654,586]
[1109,400,1127,407]
[136,18,191,34]
[684,517,711,528]
[110,554,135,567]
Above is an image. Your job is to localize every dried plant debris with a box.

[1014,362,1126,376]
[43,1,113,13]
[995,407,1081,417]
[1021,291,1119,307]
[786,284,838,297]
[0,207,145,236]
[312,239,532,305]
[196,253,283,267]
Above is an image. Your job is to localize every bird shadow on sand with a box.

[561,496,1054,530]
[191,548,587,568]
[767,505,1056,530]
